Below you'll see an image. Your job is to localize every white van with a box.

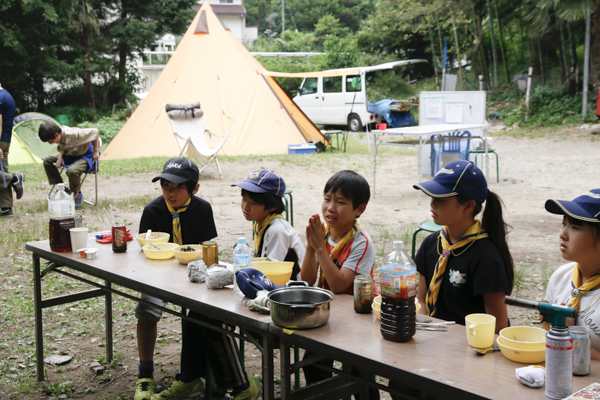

[271,60,426,131]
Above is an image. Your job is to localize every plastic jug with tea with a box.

[379,240,417,342]
[48,183,75,218]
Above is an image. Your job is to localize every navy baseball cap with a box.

[152,158,199,184]
[232,170,286,197]
[235,268,282,299]
[413,160,488,203]
[545,189,600,223]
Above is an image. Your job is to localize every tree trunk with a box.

[493,0,510,85]
[559,20,568,82]
[450,8,464,89]
[34,76,45,111]
[530,40,540,77]
[80,28,97,111]
[118,1,128,102]
[467,1,485,84]
[592,2,600,84]
[486,0,498,86]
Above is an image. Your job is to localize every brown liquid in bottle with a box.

[380,296,416,342]
[49,217,75,252]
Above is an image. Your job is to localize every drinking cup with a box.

[377,123,387,131]
[69,228,89,253]
[465,313,496,349]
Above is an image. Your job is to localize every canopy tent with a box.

[101,3,325,160]
[9,113,59,165]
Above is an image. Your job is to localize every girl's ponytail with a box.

[481,190,514,294]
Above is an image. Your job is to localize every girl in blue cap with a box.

[544,189,600,359]
[413,160,514,332]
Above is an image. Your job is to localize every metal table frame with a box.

[371,123,490,199]
[26,240,275,399]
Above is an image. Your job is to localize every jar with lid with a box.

[354,275,374,313]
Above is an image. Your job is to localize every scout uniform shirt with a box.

[58,126,98,156]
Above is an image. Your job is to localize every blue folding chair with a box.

[430,130,471,175]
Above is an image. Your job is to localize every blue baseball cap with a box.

[545,189,600,223]
[235,268,282,299]
[232,170,286,197]
[413,160,488,203]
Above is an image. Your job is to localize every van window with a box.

[346,75,361,92]
[323,77,342,93]
[301,78,318,95]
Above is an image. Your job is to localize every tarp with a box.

[262,60,427,78]
[367,100,416,128]
[101,3,325,160]
[8,113,59,165]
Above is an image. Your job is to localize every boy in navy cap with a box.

[135,157,218,399]
[139,158,261,400]
[232,169,304,280]
[544,189,600,359]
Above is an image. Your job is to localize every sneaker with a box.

[0,207,14,217]
[74,192,84,208]
[232,377,262,400]
[151,376,204,400]
[135,377,156,400]
[11,173,24,200]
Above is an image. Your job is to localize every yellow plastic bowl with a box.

[142,243,178,260]
[173,245,203,264]
[499,326,546,350]
[252,261,293,286]
[497,336,545,363]
[372,295,420,320]
[136,232,170,247]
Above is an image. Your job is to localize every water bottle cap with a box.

[393,240,404,250]
[57,183,65,191]
[237,237,246,244]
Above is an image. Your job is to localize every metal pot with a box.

[268,281,333,329]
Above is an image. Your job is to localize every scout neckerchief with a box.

[253,213,284,256]
[165,198,191,245]
[318,220,360,287]
[569,263,600,310]
[425,220,488,316]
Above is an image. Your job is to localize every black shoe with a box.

[12,173,24,200]
[0,207,14,217]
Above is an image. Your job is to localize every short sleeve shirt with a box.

[0,89,16,142]
[546,262,600,352]
[139,195,217,244]
[416,231,509,325]
[257,217,305,279]
[59,126,99,156]
[322,227,376,295]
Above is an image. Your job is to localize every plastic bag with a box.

[205,265,234,289]
[187,260,207,283]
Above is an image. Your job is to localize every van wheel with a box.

[348,114,362,132]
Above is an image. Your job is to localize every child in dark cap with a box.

[135,158,261,400]
[412,160,513,331]
[543,189,600,359]
[232,169,304,279]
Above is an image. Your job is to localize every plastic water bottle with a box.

[48,183,75,218]
[379,240,417,342]
[233,237,252,294]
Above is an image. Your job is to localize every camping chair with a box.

[430,130,471,175]
[47,160,99,207]
[165,102,229,178]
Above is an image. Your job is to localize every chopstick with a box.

[416,326,448,332]
[109,204,116,225]
[416,321,455,327]
[103,207,116,226]
[147,242,162,251]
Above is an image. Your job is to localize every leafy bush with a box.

[492,85,598,127]
[78,114,127,145]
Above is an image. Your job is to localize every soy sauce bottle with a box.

[379,241,417,342]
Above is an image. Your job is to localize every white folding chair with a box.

[165,102,229,178]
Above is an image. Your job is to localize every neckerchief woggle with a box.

[165,198,191,245]
[318,220,359,287]
[425,220,488,316]
[253,213,285,256]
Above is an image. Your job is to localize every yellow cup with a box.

[465,313,496,349]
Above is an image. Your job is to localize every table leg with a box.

[262,334,275,400]
[33,254,44,381]
[279,338,292,399]
[105,281,113,362]
[372,134,378,197]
